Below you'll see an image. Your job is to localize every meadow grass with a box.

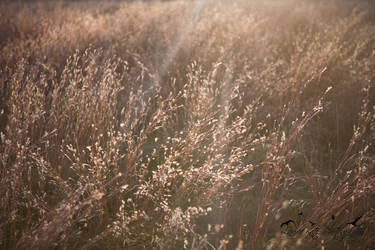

[0,0,374,249]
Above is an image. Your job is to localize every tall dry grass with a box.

[1,0,374,249]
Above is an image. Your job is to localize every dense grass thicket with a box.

[1,0,375,249]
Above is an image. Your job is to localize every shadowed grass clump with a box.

[0,0,375,249]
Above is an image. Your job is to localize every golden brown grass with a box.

[1,0,374,249]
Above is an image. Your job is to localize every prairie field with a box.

[1,0,375,249]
